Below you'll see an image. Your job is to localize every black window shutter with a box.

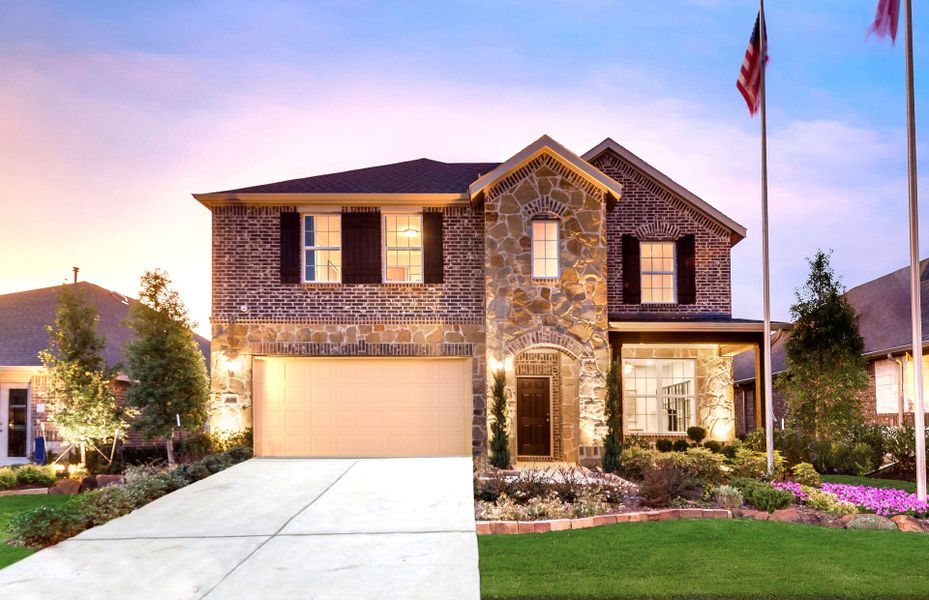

[676,234,696,304]
[342,212,382,284]
[280,211,301,284]
[423,212,444,284]
[622,234,641,305]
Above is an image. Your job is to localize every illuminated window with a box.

[384,214,423,283]
[623,359,696,434]
[532,220,559,279]
[303,215,341,283]
[641,241,675,303]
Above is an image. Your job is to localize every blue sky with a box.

[0,0,926,333]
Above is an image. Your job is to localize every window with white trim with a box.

[532,220,559,279]
[641,241,675,303]
[303,215,341,283]
[623,358,696,434]
[384,214,423,283]
[875,360,900,415]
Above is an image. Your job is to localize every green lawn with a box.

[821,474,916,493]
[479,519,929,599]
[0,495,72,569]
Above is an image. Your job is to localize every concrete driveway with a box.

[0,457,480,599]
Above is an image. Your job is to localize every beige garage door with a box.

[253,357,473,457]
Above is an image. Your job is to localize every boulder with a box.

[769,507,803,523]
[95,474,125,489]
[891,515,929,534]
[49,479,81,495]
[738,509,769,521]
[844,514,897,531]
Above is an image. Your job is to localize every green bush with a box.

[78,486,135,526]
[803,487,858,516]
[672,439,691,452]
[728,448,784,480]
[714,484,743,510]
[731,478,794,513]
[810,438,834,473]
[126,471,187,506]
[791,462,821,487]
[703,440,722,453]
[684,447,725,485]
[0,466,17,489]
[209,428,254,453]
[8,503,87,549]
[885,425,918,472]
[851,423,886,469]
[743,430,766,452]
[687,426,707,445]
[623,434,652,450]
[848,442,875,475]
[640,452,699,507]
[14,464,57,486]
[619,446,656,481]
[655,439,673,452]
[720,439,741,460]
[774,429,814,467]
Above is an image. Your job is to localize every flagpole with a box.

[759,0,775,475]
[902,0,926,502]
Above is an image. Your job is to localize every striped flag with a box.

[867,0,901,43]
[737,13,767,116]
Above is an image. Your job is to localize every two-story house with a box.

[196,135,770,465]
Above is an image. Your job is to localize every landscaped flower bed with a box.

[820,482,929,518]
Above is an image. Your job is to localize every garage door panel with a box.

[254,357,471,458]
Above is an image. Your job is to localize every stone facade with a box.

[484,154,611,459]
[589,149,733,317]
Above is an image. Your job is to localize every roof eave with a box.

[608,321,791,333]
[192,192,471,209]
[583,138,747,245]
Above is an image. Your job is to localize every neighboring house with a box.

[733,258,929,433]
[0,282,210,465]
[196,134,772,465]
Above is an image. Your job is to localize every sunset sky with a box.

[1,1,926,336]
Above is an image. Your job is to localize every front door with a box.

[517,377,551,456]
[0,385,29,464]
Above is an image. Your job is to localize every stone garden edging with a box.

[0,488,49,497]
[476,508,732,535]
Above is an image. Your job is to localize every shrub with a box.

[804,487,857,516]
[8,503,87,548]
[851,423,886,469]
[14,464,57,486]
[78,486,135,526]
[684,447,725,485]
[714,484,743,510]
[720,440,741,460]
[672,439,691,452]
[733,479,794,513]
[570,488,610,518]
[476,493,524,521]
[225,444,253,463]
[126,471,187,507]
[848,442,875,475]
[640,452,699,507]
[524,494,571,520]
[687,426,707,445]
[655,439,673,453]
[209,428,254,453]
[121,445,168,465]
[885,425,920,472]
[619,446,657,481]
[0,466,17,489]
[623,434,652,450]
[791,462,821,487]
[774,429,814,467]
[743,430,766,452]
[703,440,722,453]
[728,448,784,480]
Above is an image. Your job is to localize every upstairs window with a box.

[384,214,423,283]
[303,215,341,283]
[641,241,675,303]
[532,220,560,279]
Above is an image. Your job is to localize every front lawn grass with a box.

[479,519,929,599]
[0,495,72,569]
[821,474,916,493]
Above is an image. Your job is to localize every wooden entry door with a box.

[517,377,551,456]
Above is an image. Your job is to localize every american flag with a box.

[867,0,900,43]
[736,13,767,116]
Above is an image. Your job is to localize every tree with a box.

[601,359,623,473]
[488,368,511,469]
[39,285,129,465]
[125,270,208,467]
[779,250,868,439]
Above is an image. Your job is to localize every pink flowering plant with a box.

[771,481,808,500]
[820,483,929,518]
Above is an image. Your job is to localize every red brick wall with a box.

[211,205,485,322]
[589,150,733,317]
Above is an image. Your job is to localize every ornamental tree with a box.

[488,368,511,469]
[125,270,208,467]
[39,285,129,465]
[601,359,623,473]
[778,250,868,440]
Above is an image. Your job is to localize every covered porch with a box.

[609,320,777,443]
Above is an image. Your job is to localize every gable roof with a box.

[468,135,623,206]
[583,138,747,243]
[733,258,929,383]
[0,282,210,370]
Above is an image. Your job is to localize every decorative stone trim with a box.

[520,196,568,219]
[505,330,586,360]
[0,488,49,497]
[634,220,682,241]
[250,341,475,357]
[475,508,732,535]
[487,153,605,201]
